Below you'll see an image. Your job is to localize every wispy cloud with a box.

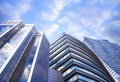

[45,24,59,36]
[0,0,32,20]
[104,20,120,44]
[40,0,66,21]
[54,0,120,44]
[66,22,88,40]
[38,0,82,22]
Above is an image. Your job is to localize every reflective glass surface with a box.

[57,59,73,71]
[0,25,13,36]
[0,27,32,73]
[67,75,96,82]
[63,65,106,81]
[20,36,40,82]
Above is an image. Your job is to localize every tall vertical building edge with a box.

[0,20,49,82]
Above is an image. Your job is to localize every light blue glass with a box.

[20,36,40,82]
[0,25,13,36]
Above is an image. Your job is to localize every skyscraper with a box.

[49,33,114,82]
[0,20,49,82]
[84,37,120,82]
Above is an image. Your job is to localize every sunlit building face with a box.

[0,20,49,82]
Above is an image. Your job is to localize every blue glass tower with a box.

[84,37,120,82]
[0,20,49,82]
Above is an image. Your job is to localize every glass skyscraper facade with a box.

[49,33,114,82]
[83,37,120,82]
[0,20,49,82]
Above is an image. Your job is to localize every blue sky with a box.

[0,0,120,44]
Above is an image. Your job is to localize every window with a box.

[19,33,40,82]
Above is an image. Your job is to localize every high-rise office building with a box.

[84,37,120,82]
[0,20,49,82]
[49,33,114,82]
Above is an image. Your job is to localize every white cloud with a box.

[64,8,113,36]
[40,0,66,21]
[0,0,32,19]
[67,23,80,33]
[103,20,120,44]
[57,7,117,42]
[39,0,82,21]
[94,10,111,27]
[64,22,96,41]
[38,0,120,45]
[45,24,59,36]
[58,16,71,24]
[13,0,32,19]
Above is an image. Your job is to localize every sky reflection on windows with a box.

[0,27,31,72]
[0,25,13,36]
[20,36,40,82]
